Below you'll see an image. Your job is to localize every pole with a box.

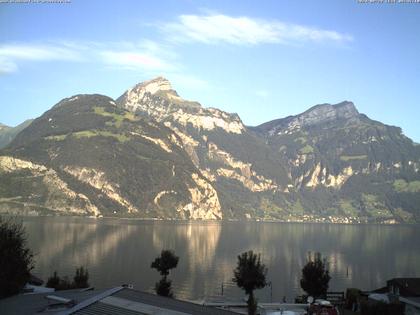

[267,281,272,303]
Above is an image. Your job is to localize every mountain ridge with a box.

[0,119,33,149]
[1,77,419,223]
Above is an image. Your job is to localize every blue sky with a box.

[1,0,420,141]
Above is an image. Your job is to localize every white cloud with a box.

[0,39,210,92]
[163,14,353,45]
[0,41,177,74]
[100,51,175,71]
[0,43,83,73]
[0,44,82,61]
[98,40,178,72]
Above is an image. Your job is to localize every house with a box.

[0,286,238,315]
[387,278,420,297]
[0,284,312,315]
[370,278,420,315]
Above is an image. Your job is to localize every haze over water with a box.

[23,217,420,301]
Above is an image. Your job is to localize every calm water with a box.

[20,217,420,302]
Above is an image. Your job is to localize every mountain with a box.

[0,94,221,219]
[116,77,291,218]
[0,77,419,222]
[251,101,420,222]
[0,120,33,149]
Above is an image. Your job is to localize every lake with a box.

[20,217,420,302]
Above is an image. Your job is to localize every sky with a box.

[0,0,420,141]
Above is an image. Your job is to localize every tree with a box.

[300,252,331,298]
[46,267,90,290]
[46,271,61,289]
[73,266,89,288]
[0,217,34,298]
[233,251,267,315]
[151,250,179,297]
[46,272,72,290]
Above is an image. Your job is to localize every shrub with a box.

[46,267,90,290]
[300,252,331,298]
[0,217,34,298]
[46,271,60,289]
[73,266,89,288]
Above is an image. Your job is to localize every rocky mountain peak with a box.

[335,100,357,110]
[117,78,246,134]
[134,76,173,95]
[118,76,203,114]
[298,101,359,126]
[124,76,178,103]
[252,101,361,136]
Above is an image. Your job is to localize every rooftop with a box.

[0,286,238,315]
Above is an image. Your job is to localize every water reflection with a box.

[22,218,420,302]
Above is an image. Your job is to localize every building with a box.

[0,286,238,315]
[370,278,420,315]
[387,278,420,297]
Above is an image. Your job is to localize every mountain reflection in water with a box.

[22,217,420,301]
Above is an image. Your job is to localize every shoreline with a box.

[2,213,419,226]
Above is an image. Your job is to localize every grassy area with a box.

[73,130,130,142]
[290,199,305,215]
[339,199,358,216]
[393,179,420,193]
[294,136,307,144]
[299,144,314,154]
[45,134,67,141]
[93,106,136,128]
[362,194,393,218]
[259,197,288,219]
[340,155,367,161]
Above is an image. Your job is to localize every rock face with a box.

[117,78,291,218]
[0,156,99,216]
[117,77,245,134]
[254,101,359,136]
[1,77,420,222]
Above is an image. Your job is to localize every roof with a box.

[0,288,109,315]
[71,287,237,315]
[399,296,420,308]
[387,278,420,297]
[0,287,237,315]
